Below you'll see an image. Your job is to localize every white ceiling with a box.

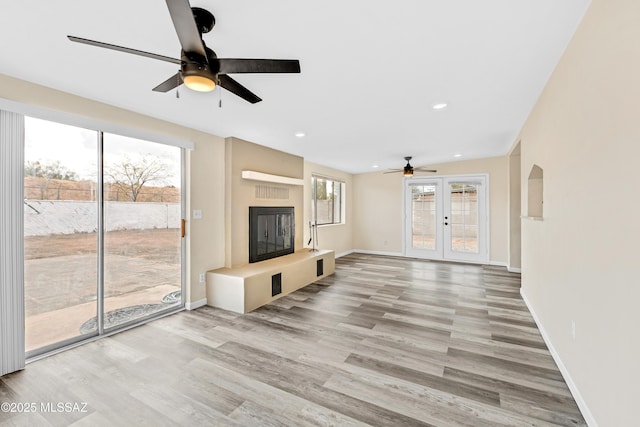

[0,0,590,174]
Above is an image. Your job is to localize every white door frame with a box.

[403,174,490,264]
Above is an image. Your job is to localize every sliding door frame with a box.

[98,131,105,335]
[21,119,187,361]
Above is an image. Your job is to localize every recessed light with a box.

[294,132,306,138]
[453,153,462,158]
[432,103,448,110]
[372,164,379,169]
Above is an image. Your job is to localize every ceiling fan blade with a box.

[152,73,183,92]
[67,36,180,65]
[218,59,301,74]
[383,170,403,174]
[415,168,437,173]
[165,0,207,58]
[218,75,262,104]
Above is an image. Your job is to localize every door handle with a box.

[444,222,448,226]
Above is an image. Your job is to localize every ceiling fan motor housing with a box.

[181,50,219,81]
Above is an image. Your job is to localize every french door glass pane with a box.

[449,183,479,254]
[102,133,182,330]
[24,117,98,352]
[412,184,437,250]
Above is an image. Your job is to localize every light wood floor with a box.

[0,254,586,426]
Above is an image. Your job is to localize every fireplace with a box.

[249,206,295,263]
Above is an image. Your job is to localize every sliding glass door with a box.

[102,133,183,330]
[24,118,99,352]
[24,117,184,356]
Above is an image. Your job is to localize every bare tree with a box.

[105,156,170,202]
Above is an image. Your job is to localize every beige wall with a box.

[353,156,509,264]
[303,161,354,256]
[508,143,522,270]
[352,171,405,254]
[516,0,640,424]
[0,73,226,305]
[225,137,304,267]
[187,134,225,304]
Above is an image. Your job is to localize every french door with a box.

[404,175,488,263]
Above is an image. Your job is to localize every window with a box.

[312,175,344,225]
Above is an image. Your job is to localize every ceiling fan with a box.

[67,0,300,104]
[384,156,437,176]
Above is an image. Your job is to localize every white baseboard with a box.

[185,298,207,310]
[351,249,404,257]
[341,252,516,272]
[347,251,511,268]
[520,289,598,427]
[335,249,355,258]
[488,261,508,268]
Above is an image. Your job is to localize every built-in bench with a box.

[206,249,335,313]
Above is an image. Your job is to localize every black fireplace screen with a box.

[249,206,294,263]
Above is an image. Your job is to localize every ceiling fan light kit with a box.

[182,75,216,92]
[182,67,216,92]
[67,0,300,103]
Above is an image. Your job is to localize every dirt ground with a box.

[24,228,181,264]
[24,228,181,318]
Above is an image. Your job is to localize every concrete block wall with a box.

[24,200,180,236]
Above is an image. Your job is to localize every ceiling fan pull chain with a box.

[218,78,222,108]
[176,73,181,98]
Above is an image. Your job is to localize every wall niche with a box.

[527,164,543,218]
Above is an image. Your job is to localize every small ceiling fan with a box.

[67,0,300,104]
[384,156,437,176]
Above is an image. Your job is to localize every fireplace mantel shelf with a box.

[241,170,304,186]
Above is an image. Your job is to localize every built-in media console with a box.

[206,249,335,313]
[207,205,334,313]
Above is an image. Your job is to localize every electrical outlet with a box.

[199,272,205,283]
[571,320,576,339]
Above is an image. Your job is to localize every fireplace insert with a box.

[249,206,294,263]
